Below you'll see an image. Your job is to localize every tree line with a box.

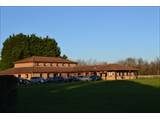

[116,57,160,75]
[0,33,67,70]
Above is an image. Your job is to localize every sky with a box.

[0,7,159,63]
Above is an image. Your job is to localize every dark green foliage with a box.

[62,54,68,59]
[17,78,160,113]
[0,75,18,112]
[0,33,61,70]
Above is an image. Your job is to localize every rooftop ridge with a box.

[14,56,77,64]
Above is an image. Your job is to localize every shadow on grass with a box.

[0,75,17,112]
[17,80,160,113]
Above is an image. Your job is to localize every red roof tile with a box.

[14,56,77,64]
[0,64,138,75]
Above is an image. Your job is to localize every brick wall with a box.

[14,62,34,68]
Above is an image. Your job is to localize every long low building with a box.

[0,56,139,80]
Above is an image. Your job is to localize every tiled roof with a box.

[14,56,77,64]
[0,64,138,75]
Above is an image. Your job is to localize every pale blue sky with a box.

[0,7,159,62]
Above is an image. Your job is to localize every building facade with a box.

[0,56,139,80]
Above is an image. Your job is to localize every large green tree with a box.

[0,33,61,70]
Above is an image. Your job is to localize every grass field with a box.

[16,78,160,113]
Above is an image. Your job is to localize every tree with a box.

[125,58,137,66]
[76,58,98,66]
[76,59,88,66]
[62,54,68,59]
[116,57,160,75]
[0,33,61,70]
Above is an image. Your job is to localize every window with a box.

[120,72,123,76]
[52,63,56,67]
[117,72,119,76]
[38,63,42,66]
[59,63,62,67]
[65,64,68,67]
[108,72,113,76]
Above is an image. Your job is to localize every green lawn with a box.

[16,78,160,113]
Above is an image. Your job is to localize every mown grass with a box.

[16,78,160,113]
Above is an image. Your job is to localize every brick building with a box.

[0,56,138,80]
